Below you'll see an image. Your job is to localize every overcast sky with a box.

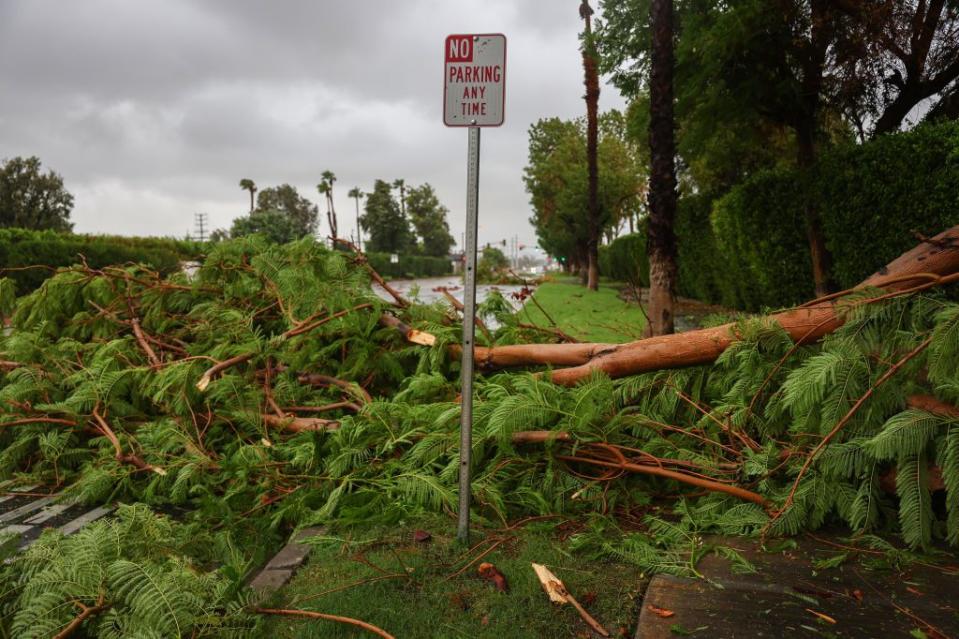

[0,1,626,250]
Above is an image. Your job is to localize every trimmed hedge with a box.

[0,229,204,294]
[600,121,959,311]
[599,232,649,287]
[366,252,453,279]
[709,121,959,309]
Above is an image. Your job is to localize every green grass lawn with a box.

[518,277,646,343]
[262,517,646,638]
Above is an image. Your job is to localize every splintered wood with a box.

[531,563,610,637]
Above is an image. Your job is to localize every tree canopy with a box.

[230,183,318,243]
[525,111,645,269]
[360,179,414,253]
[598,0,959,192]
[406,183,455,257]
[0,156,73,232]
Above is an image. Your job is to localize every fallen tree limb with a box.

[907,394,959,419]
[283,402,362,414]
[442,289,491,342]
[261,414,340,433]
[254,607,396,639]
[469,225,959,385]
[379,313,436,346]
[510,430,572,445]
[52,594,109,639]
[774,335,935,524]
[0,417,78,428]
[556,451,767,506]
[333,238,410,309]
[298,373,373,405]
[91,408,165,475]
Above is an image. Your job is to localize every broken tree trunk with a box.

[470,225,959,386]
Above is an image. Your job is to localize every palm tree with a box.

[348,187,364,250]
[580,0,600,291]
[318,171,338,241]
[392,178,406,218]
[239,178,257,213]
[645,0,678,336]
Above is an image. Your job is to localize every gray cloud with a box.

[0,0,625,246]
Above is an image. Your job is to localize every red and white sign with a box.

[443,33,506,127]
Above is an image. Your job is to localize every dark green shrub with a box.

[706,120,959,310]
[816,123,959,287]
[366,252,453,279]
[0,229,204,294]
[600,231,649,287]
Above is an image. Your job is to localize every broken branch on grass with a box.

[531,563,610,638]
[254,607,396,639]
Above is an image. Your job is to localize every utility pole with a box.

[194,213,209,243]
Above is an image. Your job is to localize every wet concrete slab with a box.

[635,535,959,638]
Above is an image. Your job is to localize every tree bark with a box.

[798,0,836,297]
[646,0,678,336]
[581,0,601,291]
[469,225,959,384]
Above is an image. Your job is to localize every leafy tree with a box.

[360,179,414,253]
[406,183,455,257]
[348,187,364,248]
[238,178,256,213]
[525,113,645,278]
[253,184,318,238]
[477,245,510,281]
[317,170,338,241]
[598,0,959,296]
[392,178,407,218]
[580,0,602,291]
[229,209,300,244]
[0,156,73,232]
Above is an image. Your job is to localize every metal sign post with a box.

[444,33,506,543]
[457,125,480,543]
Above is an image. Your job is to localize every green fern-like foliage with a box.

[0,232,957,636]
[2,505,257,638]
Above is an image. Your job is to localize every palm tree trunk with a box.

[797,0,835,297]
[581,0,601,291]
[646,0,678,336]
[354,197,362,250]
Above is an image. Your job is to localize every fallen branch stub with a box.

[531,563,610,637]
[379,313,436,346]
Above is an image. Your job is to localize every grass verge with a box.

[262,517,646,638]
[519,277,645,343]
